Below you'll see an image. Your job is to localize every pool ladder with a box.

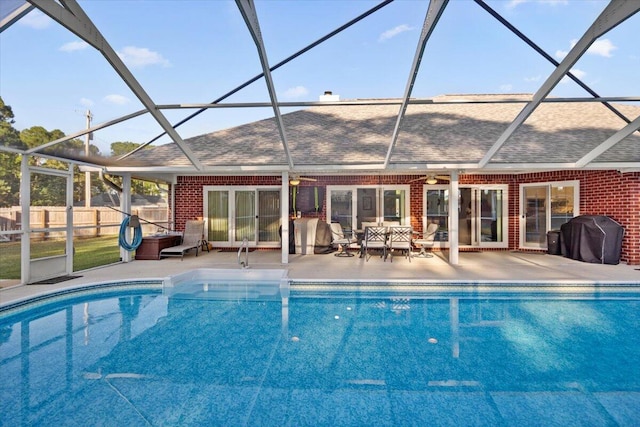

[238,237,249,269]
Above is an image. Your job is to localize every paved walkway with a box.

[2,250,639,306]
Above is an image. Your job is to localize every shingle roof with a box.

[134,94,640,170]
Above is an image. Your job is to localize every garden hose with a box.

[118,216,143,251]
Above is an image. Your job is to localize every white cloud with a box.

[499,84,513,92]
[506,0,527,9]
[588,39,617,57]
[555,49,568,60]
[569,68,586,79]
[539,0,568,5]
[524,75,541,83]
[556,38,617,60]
[379,24,414,42]
[117,46,170,68]
[18,10,51,29]
[60,41,89,52]
[282,86,309,99]
[560,68,586,84]
[104,94,130,105]
[80,98,94,107]
[506,0,567,9]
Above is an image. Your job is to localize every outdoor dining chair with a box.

[329,222,357,257]
[388,226,413,262]
[413,222,438,258]
[362,226,388,261]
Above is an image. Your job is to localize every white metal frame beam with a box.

[576,114,640,167]
[25,109,148,154]
[475,0,639,132]
[384,0,449,168]
[0,2,34,33]
[27,0,204,170]
[125,0,393,160]
[478,0,640,168]
[236,0,294,169]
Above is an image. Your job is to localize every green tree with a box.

[0,97,110,207]
[109,141,160,198]
[110,141,145,157]
[0,97,22,206]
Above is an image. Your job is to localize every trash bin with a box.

[547,230,561,255]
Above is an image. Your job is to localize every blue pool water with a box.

[1,281,640,426]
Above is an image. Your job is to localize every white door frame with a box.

[326,184,411,228]
[423,184,508,249]
[519,180,580,249]
[203,185,281,248]
[22,162,74,284]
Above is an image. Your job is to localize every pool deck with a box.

[2,249,639,306]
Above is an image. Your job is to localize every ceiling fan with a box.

[289,175,317,186]
[409,174,451,185]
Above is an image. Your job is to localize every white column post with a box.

[66,162,74,274]
[281,171,289,264]
[20,155,31,284]
[84,110,92,207]
[449,170,459,265]
[120,173,133,262]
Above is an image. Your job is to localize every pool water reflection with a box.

[1,284,640,426]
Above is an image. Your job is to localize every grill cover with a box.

[560,215,624,264]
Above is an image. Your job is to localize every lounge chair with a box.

[413,222,438,258]
[362,226,388,261]
[159,220,204,260]
[329,222,357,257]
[388,226,413,262]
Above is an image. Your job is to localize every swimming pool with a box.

[1,278,640,426]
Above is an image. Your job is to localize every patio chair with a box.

[159,220,204,260]
[413,222,438,258]
[360,221,378,230]
[388,226,413,262]
[329,222,357,257]
[362,226,388,261]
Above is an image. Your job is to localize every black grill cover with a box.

[560,215,624,264]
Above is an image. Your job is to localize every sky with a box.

[1,0,638,155]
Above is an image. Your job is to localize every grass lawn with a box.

[0,235,123,280]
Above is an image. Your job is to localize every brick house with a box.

[127,94,640,265]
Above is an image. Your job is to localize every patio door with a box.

[204,187,280,247]
[423,185,507,248]
[459,186,507,247]
[520,181,578,249]
[327,185,410,231]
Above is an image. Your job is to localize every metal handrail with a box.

[237,237,249,269]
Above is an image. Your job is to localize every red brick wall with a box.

[508,170,639,264]
[173,176,281,230]
[173,171,640,264]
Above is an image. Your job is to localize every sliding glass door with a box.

[423,185,508,248]
[458,187,506,246]
[520,181,578,249]
[327,185,410,231]
[204,187,280,247]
